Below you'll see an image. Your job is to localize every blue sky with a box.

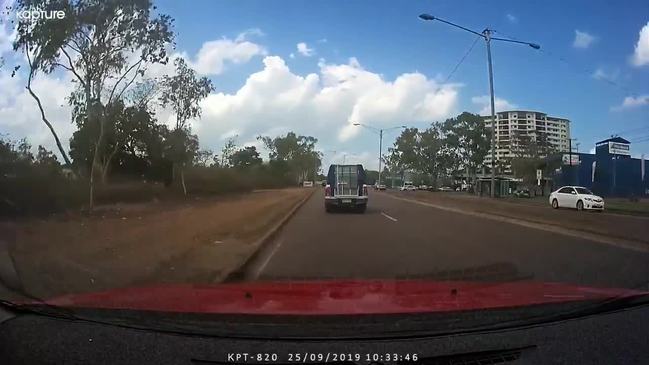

[1,0,648,168]
[160,0,649,155]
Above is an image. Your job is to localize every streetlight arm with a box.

[490,36,540,49]
[353,122,380,134]
[420,14,485,38]
[384,125,407,132]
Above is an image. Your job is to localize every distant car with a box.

[324,164,368,213]
[549,186,604,211]
[513,189,531,198]
[303,181,314,187]
[438,186,454,192]
[400,182,416,191]
[418,184,428,190]
[377,184,387,191]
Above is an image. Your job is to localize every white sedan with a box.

[549,186,605,211]
[400,183,417,191]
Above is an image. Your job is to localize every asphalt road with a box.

[242,190,649,290]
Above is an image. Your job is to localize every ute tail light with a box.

[325,185,332,197]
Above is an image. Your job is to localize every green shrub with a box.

[0,169,87,217]
[183,166,254,195]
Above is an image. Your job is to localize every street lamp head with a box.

[353,123,360,126]
[529,43,541,50]
[401,125,407,128]
[418,13,435,21]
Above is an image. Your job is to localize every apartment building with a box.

[483,110,571,174]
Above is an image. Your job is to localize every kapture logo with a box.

[16,8,66,20]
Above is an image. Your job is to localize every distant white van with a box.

[303,181,314,187]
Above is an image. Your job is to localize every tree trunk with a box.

[27,70,71,166]
[89,102,105,211]
[180,165,187,195]
[100,160,110,185]
[89,132,103,211]
[101,144,119,184]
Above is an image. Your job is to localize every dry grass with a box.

[3,188,309,299]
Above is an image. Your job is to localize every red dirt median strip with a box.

[383,192,649,253]
[4,188,313,299]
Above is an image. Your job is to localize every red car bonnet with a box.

[39,280,646,315]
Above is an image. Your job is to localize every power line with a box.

[493,30,640,98]
[539,49,638,97]
[441,35,481,84]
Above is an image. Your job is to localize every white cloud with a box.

[235,28,265,42]
[0,1,18,56]
[193,55,460,151]
[289,53,295,59]
[322,150,378,170]
[1,50,460,167]
[631,22,649,66]
[573,30,596,49]
[296,42,315,57]
[471,95,518,115]
[0,28,267,158]
[139,30,267,79]
[592,67,619,81]
[612,95,649,110]
[0,72,75,159]
[190,36,267,75]
[317,38,328,44]
[506,14,518,23]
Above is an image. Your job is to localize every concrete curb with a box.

[220,188,316,282]
[384,193,649,253]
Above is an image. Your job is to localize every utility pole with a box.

[575,141,580,185]
[418,13,540,198]
[569,138,572,167]
[568,138,578,185]
[485,28,497,198]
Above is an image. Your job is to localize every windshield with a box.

[1,0,648,338]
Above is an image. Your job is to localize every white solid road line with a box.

[381,212,398,222]
[254,238,284,279]
[385,193,649,253]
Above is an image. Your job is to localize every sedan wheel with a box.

[551,199,559,209]
[576,200,584,211]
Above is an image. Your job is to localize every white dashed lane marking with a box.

[381,212,398,222]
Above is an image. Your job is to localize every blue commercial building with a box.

[551,137,649,197]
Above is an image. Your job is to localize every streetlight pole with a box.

[353,123,406,187]
[379,129,383,186]
[419,13,540,198]
[341,152,358,164]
